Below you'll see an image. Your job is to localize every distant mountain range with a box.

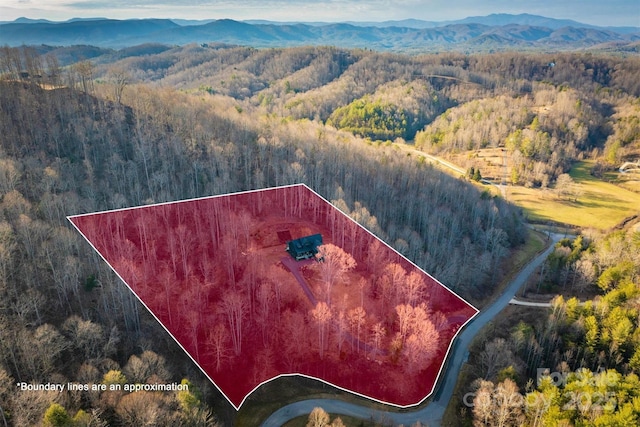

[1,14,638,52]
[247,13,640,34]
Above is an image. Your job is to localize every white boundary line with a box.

[67,183,305,217]
[67,183,479,411]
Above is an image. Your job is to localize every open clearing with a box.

[435,146,640,229]
[506,161,640,229]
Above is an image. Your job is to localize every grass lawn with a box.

[403,146,639,230]
[505,161,640,230]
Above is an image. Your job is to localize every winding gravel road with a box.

[259,233,563,427]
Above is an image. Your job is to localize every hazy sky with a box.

[1,0,639,27]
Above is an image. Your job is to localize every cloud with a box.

[66,0,349,8]
[2,0,638,26]
[63,0,416,21]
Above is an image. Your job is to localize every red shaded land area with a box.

[69,184,478,408]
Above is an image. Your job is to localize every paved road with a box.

[509,297,585,308]
[281,256,318,306]
[397,143,497,187]
[260,234,563,426]
[619,161,640,173]
[509,298,553,307]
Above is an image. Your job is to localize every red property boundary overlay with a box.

[68,184,478,409]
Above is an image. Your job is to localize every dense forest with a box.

[77,44,640,187]
[456,227,640,426]
[0,44,639,426]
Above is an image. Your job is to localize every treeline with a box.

[460,228,640,426]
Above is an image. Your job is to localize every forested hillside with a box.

[415,86,601,186]
[78,45,640,183]
[0,45,528,425]
[1,44,639,425]
[459,228,640,426]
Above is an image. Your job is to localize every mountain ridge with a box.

[1,14,638,52]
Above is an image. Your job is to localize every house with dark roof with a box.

[285,234,323,261]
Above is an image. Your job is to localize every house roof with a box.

[287,233,322,255]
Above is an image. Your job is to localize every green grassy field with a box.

[506,161,640,230]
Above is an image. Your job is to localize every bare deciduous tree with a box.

[62,315,106,360]
[395,303,439,373]
[317,243,356,304]
[311,302,332,359]
[207,323,231,372]
[472,378,525,427]
[306,407,330,427]
[219,291,246,356]
[370,322,386,356]
[348,306,366,353]
[107,67,130,103]
[478,338,515,381]
[124,350,170,383]
[73,61,95,93]
[402,271,426,306]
